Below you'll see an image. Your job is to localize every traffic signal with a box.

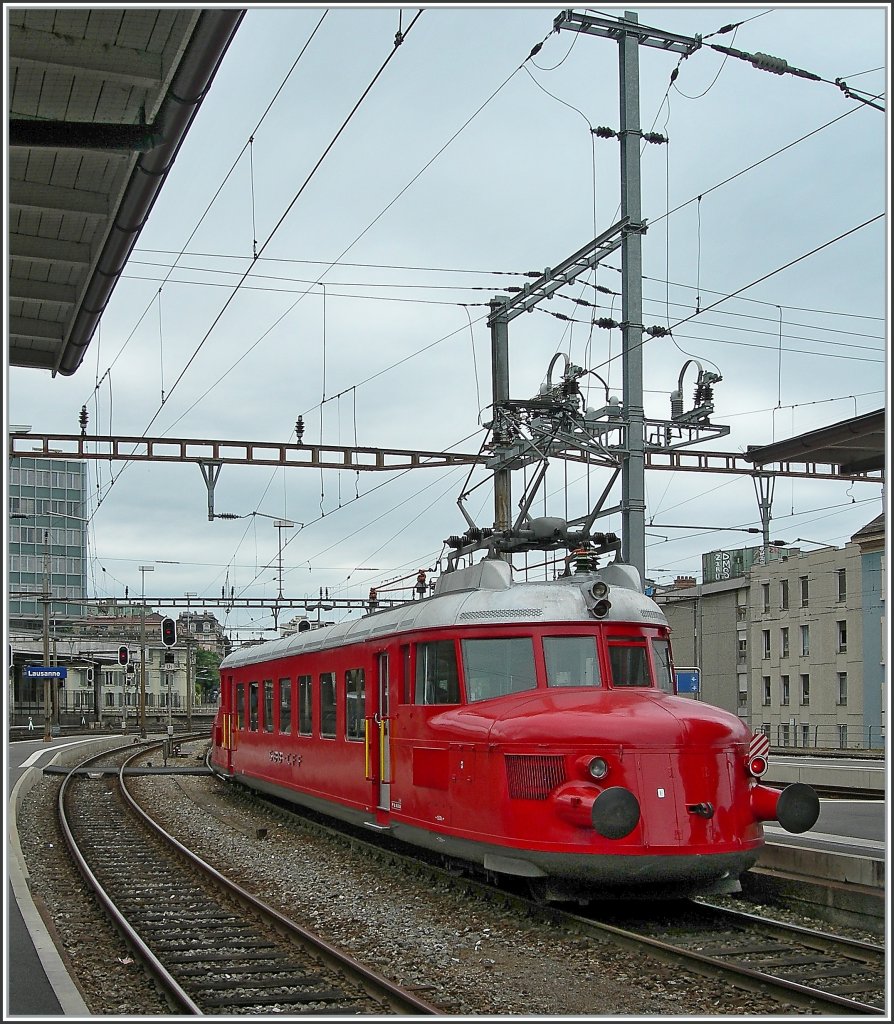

[117,646,129,665]
[161,617,177,647]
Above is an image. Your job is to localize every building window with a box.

[737,637,747,662]
[800,673,810,706]
[779,723,790,747]
[762,676,771,706]
[762,630,770,659]
[800,624,810,657]
[761,582,770,613]
[738,690,748,707]
[780,627,789,658]
[836,620,847,653]
[836,568,847,602]
[799,575,809,607]
[781,674,790,706]
[780,578,789,610]
[801,724,810,748]
[837,672,848,706]
[838,724,848,749]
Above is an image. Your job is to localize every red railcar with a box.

[209,557,818,900]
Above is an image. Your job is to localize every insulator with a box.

[446,535,462,548]
[642,132,667,144]
[596,317,619,330]
[295,416,305,442]
[593,126,616,139]
[751,51,789,75]
[646,325,670,337]
[78,405,88,433]
[670,390,684,418]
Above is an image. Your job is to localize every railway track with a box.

[206,760,885,1016]
[57,740,440,1015]
[578,900,886,1016]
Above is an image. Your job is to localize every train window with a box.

[298,675,312,735]
[651,640,674,693]
[607,643,650,687]
[461,637,537,702]
[320,672,336,738]
[249,681,259,730]
[279,677,292,735]
[263,679,274,732]
[543,636,602,688]
[414,641,459,705]
[345,668,365,741]
[235,682,245,730]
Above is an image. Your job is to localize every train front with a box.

[430,561,820,900]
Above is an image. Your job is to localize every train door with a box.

[375,652,392,811]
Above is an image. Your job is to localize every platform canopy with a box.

[743,409,886,476]
[7,8,244,376]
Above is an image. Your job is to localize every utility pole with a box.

[42,528,51,742]
[185,592,196,730]
[555,10,702,580]
[138,564,153,738]
[618,13,646,578]
[489,296,511,547]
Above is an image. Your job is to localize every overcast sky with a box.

[5,4,889,639]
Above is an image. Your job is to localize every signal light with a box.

[591,599,611,618]
[161,617,177,647]
[117,646,129,665]
[748,754,769,777]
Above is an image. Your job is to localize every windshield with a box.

[608,642,651,687]
[543,635,602,688]
[461,637,537,702]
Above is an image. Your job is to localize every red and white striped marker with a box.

[748,731,770,776]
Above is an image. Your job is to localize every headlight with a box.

[587,756,609,780]
[591,598,611,618]
[591,580,609,599]
[747,754,768,777]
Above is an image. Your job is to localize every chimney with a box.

[674,575,696,589]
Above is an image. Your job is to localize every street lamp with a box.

[185,592,196,729]
[138,565,154,738]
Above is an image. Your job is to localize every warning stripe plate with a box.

[749,731,770,758]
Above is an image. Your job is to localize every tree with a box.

[194,648,222,703]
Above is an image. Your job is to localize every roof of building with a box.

[743,409,885,476]
[8,9,243,376]
[851,513,886,544]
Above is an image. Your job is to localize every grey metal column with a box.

[619,11,646,578]
[489,296,511,544]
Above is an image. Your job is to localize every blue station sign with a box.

[24,665,68,679]
[675,668,700,694]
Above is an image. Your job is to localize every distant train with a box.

[209,553,819,901]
